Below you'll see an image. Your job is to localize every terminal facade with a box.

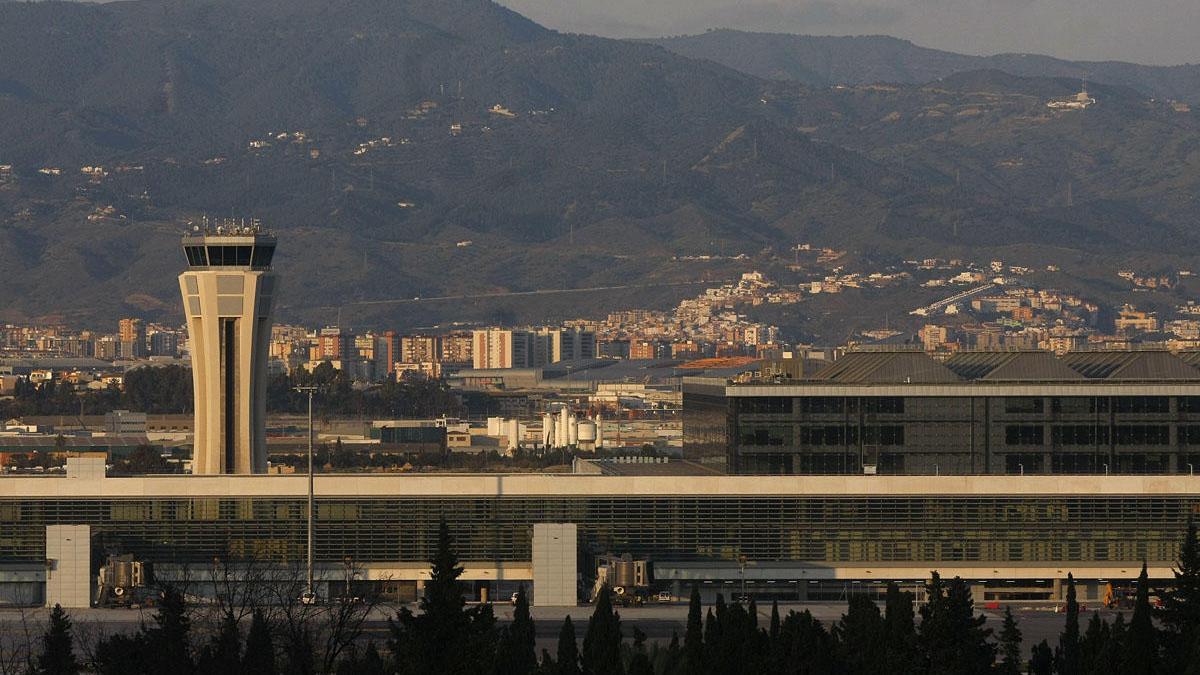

[1,467,1195,607]
[685,349,1200,475]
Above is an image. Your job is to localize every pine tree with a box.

[703,608,719,664]
[1056,573,1082,675]
[1123,563,1160,675]
[1029,639,1054,675]
[835,594,886,674]
[1080,612,1110,675]
[556,616,581,675]
[884,583,920,675]
[1162,521,1200,671]
[581,586,624,675]
[36,604,80,675]
[388,521,496,675]
[766,600,782,675]
[144,587,193,673]
[1108,612,1129,675]
[197,611,241,675]
[242,610,276,675]
[777,609,837,673]
[998,606,1022,675]
[661,633,682,675]
[917,573,995,675]
[627,627,654,675]
[497,585,538,675]
[335,642,387,675]
[683,586,704,674]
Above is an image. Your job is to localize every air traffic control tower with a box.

[179,220,277,474]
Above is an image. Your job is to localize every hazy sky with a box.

[498,0,1200,66]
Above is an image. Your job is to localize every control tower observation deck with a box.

[178,221,277,474]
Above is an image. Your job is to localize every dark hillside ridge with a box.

[648,31,1200,103]
[0,2,1198,332]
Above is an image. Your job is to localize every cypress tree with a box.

[1123,563,1159,675]
[242,610,276,675]
[1056,573,1082,675]
[778,609,837,673]
[884,583,919,675]
[556,616,581,675]
[1162,521,1200,670]
[36,603,80,675]
[917,573,995,675]
[1029,639,1054,675]
[497,585,538,675]
[581,586,624,675]
[388,521,497,675]
[1080,612,1110,675]
[662,633,682,675]
[361,643,386,675]
[197,611,241,675]
[683,586,704,674]
[703,608,719,664]
[998,605,1022,675]
[835,594,886,674]
[144,587,193,673]
[627,627,654,675]
[1109,612,1129,675]
[712,601,750,675]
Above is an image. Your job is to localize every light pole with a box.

[297,385,318,604]
[738,554,748,603]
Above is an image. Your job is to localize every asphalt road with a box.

[0,601,1101,653]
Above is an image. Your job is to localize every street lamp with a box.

[738,554,748,603]
[296,385,318,605]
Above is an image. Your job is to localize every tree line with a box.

[0,365,193,418]
[17,522,1200,675]
[0,362,462,420]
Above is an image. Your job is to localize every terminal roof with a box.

[779,350,1200,385]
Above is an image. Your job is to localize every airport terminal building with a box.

[6,247,1200,614]
[2,465,1196,607]
[684,349,1200,475]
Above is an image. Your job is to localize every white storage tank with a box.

[507,419,520,451]
[577,421,597,443]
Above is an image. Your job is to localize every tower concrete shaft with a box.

[179,226,277,474]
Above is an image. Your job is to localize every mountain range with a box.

[0,1,1197,336]
[649,31,1200,104]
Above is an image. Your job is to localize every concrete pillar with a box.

[45,525,91,608]
[532,523,577,607]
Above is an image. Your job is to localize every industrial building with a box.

[4,462,1195,607]
[685,349,1200,475]
[179,222,277,474]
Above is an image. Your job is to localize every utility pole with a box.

[297,385,318,604]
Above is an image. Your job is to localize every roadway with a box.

[0,602,1095,652]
